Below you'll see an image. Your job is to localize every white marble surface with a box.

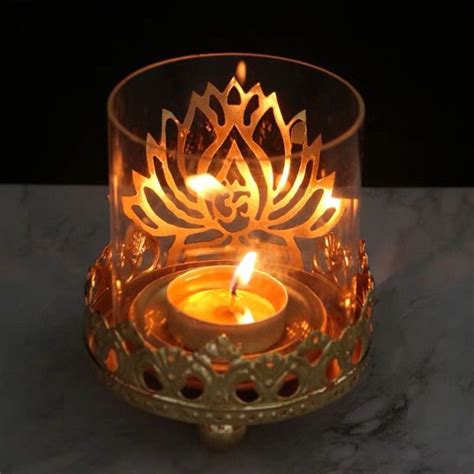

[0,185,472,473]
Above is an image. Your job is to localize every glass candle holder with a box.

[86,54,372,448]
[108,53,362,336]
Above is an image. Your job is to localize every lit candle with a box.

[178,252,273,325]
[167,252,288,353]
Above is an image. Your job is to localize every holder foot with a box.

[198,424,247,450]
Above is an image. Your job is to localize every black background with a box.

[4,2,470,186]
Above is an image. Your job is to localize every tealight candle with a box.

[167,252,288,353]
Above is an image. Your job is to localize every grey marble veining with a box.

[0,185,472,473]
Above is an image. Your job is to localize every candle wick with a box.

[230,282,238,297]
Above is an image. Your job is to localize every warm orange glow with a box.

[178,289,273,324]
[235,308,255,325]
[123,78,345,268]
[326,358,341,381]
[166,263,288,352]
[185,173,226,199]
[105,348,119,372]
[231,251,257,291]
[322,193,341,212]
[236,60,246,85]
[352,338,362,364]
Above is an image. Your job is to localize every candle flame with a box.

[321,193,341,211]
[230,251,257,293]
[186,174,226,199]
[235,307,255,325]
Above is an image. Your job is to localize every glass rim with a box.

[107,52,365,152]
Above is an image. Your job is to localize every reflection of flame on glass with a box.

[230,251,257,295]
[344,296,351,309]
[235,307,255,325]
[322,194,341,212]
[185,174,227,199]
[236,60,246,85]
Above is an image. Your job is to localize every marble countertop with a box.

[0,186,472,473]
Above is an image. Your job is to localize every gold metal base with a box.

[84,239,374,447]
[88,344,369,425]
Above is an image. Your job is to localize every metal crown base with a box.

[84,240,374,449]
[88,344,369,449]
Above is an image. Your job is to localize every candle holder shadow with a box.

[84,239,373,449]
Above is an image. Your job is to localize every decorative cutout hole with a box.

[165,116,178,147]
[140,249,154,270]
[180,376,204,400]
[143,369,162,391]
[278,375,299,398]
[228,87,241,105]
[352,338,362,364]
[184,108,216,153]
[306,348,322,366]
[209,95,225,125]
[131,205,158,229]
[252,109,284,154]
[290,121,305,153]
[104,348,118,373]
[236,380,259,403]
[243,95,259,125]
[326,358,341,382]
[290,121,305,145]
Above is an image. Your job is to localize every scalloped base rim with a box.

[84,239,374,436]
[86,337,370,426]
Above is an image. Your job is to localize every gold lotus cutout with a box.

[122,77,344,266]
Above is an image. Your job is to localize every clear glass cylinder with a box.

[107,54,364,334]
